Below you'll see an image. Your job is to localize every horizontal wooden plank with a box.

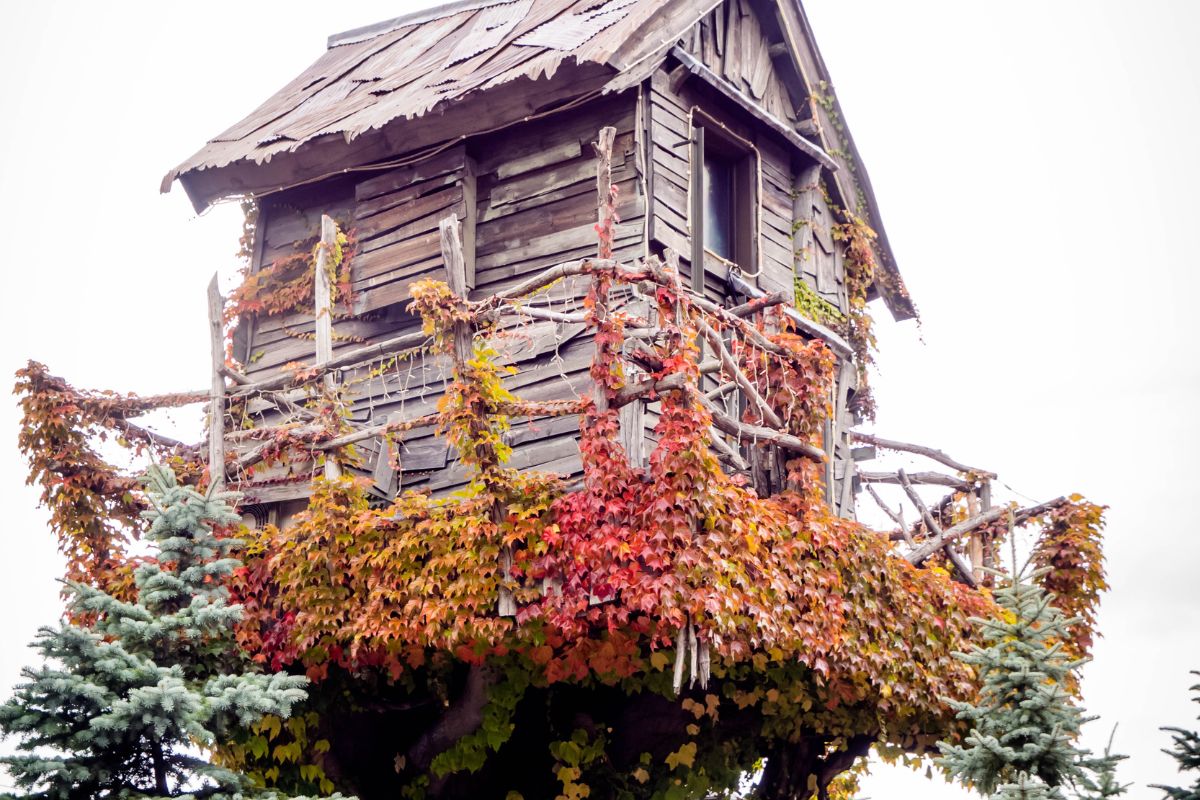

[354,144,467,201]
[351,229,443,282]
[359,193,464,254]
[356,183,462,242]
[355,169,464,221]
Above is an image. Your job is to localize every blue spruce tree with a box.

[0,465,332,799]
[937,559,1124,799]
[1154,674,1200,800]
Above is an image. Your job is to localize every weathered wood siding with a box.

[643,0,858,514]
[237,94,645,502]
[235,4,862,516]
[647,65,806,302]
[679,0,798,126]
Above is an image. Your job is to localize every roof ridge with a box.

[328,0,513,48]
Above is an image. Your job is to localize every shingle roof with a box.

[163,0,916,320]
[164,0,715,188]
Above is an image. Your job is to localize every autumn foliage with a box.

[10,202,1109,799]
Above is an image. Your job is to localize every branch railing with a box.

[851,429,1071,585]
[54,125,1066,594]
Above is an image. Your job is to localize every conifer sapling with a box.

[1153,673,1200,800]
[0,466,326,799]
[937,552,1120,799]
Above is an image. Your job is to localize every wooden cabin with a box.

[165,0,915,523]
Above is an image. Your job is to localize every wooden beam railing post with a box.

[897,469,978,588]
[440,213,515,618]
[966,489,983,581]
[207,273,226,492]
[314,214,342,480]
[592,126,617,416]
[979,479,994,574]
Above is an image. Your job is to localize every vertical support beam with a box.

[314,214,342,480]
[979,479,994,573]
[690,124,706,298]
[440,214,474,365]
[461,156,478,291]
[441,214,515,618]
[592,126,645,468]
[207,273,226,492]
[792,163,820,292]
[826,359,853,512]
[593,126,618,415]
[967,490,983,580]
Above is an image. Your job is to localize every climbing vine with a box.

[831,208,880,420]
[11,224,1107,799]
[216,270,1012,797]
[793,275,844,329]
[1031,497,1108,662]
[226,211,357,334]
[13,362,202,595]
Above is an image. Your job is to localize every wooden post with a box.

[791,164,820,292]
[593,126,617,415]
[207,273,226,492]
[593,125,646,468]
[967,490,984,580]
[826,360,853,512]
[690,124,706,297]
[440,214,474,359]
[979,479,994,573]
[689,124,706,363]
[314,214,342,480]
[440,214,515,618]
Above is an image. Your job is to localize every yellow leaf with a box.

[665,742,697,770]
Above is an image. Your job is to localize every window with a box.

[690,121,757,293]
[703,150,735,261]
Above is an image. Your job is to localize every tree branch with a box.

[897,469,978,588]
[850,432,997,478]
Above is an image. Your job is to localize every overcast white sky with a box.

[1,2,1198,797]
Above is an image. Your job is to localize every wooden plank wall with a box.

[237,94,646,502]
[234,51,857,515]
[793,175,848,314]
[647,70,800,302]
[679,0,798,126]
[644,0,858,514]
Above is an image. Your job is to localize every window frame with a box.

[688,112,761,295]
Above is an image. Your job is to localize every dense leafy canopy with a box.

[8,198,1109,799]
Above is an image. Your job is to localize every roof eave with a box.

[784,0,917,322]
[164,59,619,212]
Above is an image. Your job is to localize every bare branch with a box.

[858,470,970,490]
[851,432,997,479]
[696,390,824,462]
[903,496,1068,565]
[696,317,784,429]
[897,469,978,588]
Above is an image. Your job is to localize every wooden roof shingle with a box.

[164,0,916,320]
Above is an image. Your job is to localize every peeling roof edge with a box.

[327,0,512,47]
[165,57,621,212]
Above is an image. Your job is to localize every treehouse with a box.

[164,0,915,525]
[8,2,1110,798]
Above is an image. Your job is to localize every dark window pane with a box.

[703,151,734,261]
